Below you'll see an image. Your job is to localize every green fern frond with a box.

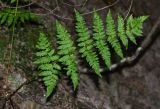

[106,10,123,58]
[117,15,128,48]
[93,11,111,69]
[56,21,79,90]
[0,9,38,27]
[34,33,60,98]
[74,9,101,77]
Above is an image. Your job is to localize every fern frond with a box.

[117,15,128,48]
[93,11,111,69]
[34,33,60,98]
[56,21,79,90]
[106,10,123,58]
[74,9,101,77]
[0,9,38,27]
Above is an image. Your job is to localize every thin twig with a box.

[34,0,119,20]
[35,3,73,20]
[81,0,119,16]
[0,2,35,9]
[82,0,88,8]
[61,0,83,7]
[124,0,133,20]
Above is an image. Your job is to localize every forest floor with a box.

[0,0,160,109]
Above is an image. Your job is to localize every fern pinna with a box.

[0,9,37,27]
[34,33,61,98]
[0,0,37,27]
[75,9,101,77]
[56,21,79,90]
[93,11,111,69]
[117,15,128,48]
[106,10,124,58]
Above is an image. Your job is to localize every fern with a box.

[34,33,61,98]
[0,9,38,27]
[92,11,111,69]
[118,15,128,48]
[74,9,101,77]
[106,10,124,58]
[56,21,79,90]
[126,15,137,44]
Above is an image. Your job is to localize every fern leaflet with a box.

[75,9,101,77]
[106,10,123,58]
[93,11,111,69]
[118,15,128,48]
[34,33,61,98]
[126,15,137,44]
[56,21,79,90]
[0,9,38,27]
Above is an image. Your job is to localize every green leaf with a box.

[75,9,101,76]
[93,10,111,69]
[106,10,123,58]
[11,0,16,4]
[34,32,60,98]
[0,9,39,27]
[117,15,128,48]
[56,20,79,89]
[7,15,14,26]
[1,13,8,24]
